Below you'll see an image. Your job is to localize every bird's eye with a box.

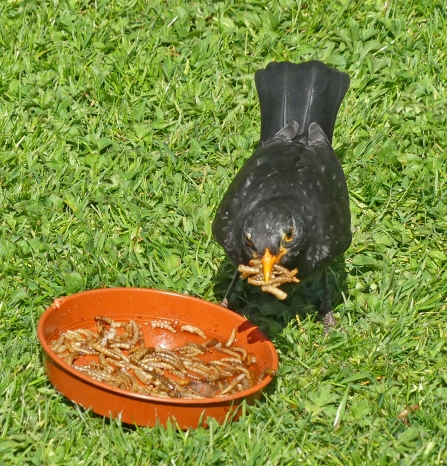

[284,227,294,242]
[245,233,254,249]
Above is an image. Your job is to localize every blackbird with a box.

[212,60,351,331]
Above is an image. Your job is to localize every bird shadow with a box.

[212,255,350,339]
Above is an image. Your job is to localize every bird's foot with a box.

[219,271,239,309]
[319,269,339,334]
[319,302,337,334]
[322,310,337,334]
[219,298,229,308]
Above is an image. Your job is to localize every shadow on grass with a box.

[212,254,350,339]
[334,143,350,164]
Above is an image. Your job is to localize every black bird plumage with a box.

[212,60,352,330]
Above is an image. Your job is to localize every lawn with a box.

[1,0,447,464]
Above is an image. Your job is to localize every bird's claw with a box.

[219,298,229,308]
[322,310,337,334]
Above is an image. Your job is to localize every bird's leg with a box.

[219,271,240,308]
[319,269,337,333]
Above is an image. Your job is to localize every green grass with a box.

[1,0,447,464]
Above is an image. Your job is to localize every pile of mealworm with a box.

[50,316,275,399]
[238,259,299,299]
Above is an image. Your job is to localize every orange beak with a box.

[261,248,280,284]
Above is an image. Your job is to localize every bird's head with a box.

[242,201,304,282]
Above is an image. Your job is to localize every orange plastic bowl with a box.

[37,288,278,429]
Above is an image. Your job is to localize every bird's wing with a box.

[307,122,349,198]
[262,121,299,146]
[308,121,330,146]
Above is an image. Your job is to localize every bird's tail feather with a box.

[254,60,350,144]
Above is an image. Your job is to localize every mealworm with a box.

[239,272,260,280]
[203,338,219,349]
[105,358,141,373]
[167,368,191,379]
[248,275,299,286]
[185,371,205,382]
[213,368,236,377]
[242,377,253,390]
[128,347,155,358]
[225,328,237,347]
[217,357,243,365]
[146,353,186,373]
[237,265,261,275]
[52,316,272,400]
[63,330,87,342]
[116,371,134,390]
[172,346,205,357]
[114,332,130,342]
[176,379,191,386]
[64,339,78,354]
[180,325,207,339]
[184,342,208,354]
[181,391,207,399]
[133,368,155,385]
[273,264,298,277]
[247,277,267,286]
[151,390,171,398]
[110,321,127,328]
[90,341,126,360]
[249,259,262,266]
[257,368,276,384]
[109,342,132,350]
[76,328,99,338]
[230,346,247,361]
[127,320,140,346]
[76,367,118,385]
[129,357,165,375]
[182,359,213,374]
[158,376,180,392]
[215,346,242,360]
[50,334,65,352]
[261,285,288,300]
[77,345,100,356]
[151,321,177,333]
[209,360,238,373]
[65,351,81,366]
[233,365,252,379]
[94,316,113,325]
[154,347,184,363]
[239,259,299,299]
[98,352,107,366]
[54,344,68,355]
[122,371,139,390]
[183,360,213,375]
[219,374,246,396]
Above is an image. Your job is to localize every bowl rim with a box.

[38,287,278,406]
